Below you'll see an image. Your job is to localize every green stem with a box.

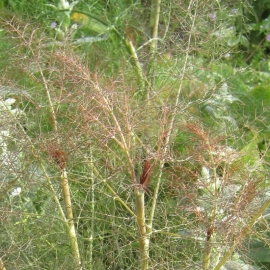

[39,56,81,267]
[147,0,162,93]
[88,150,94,270]
[135,189,149,270]
[147,0,198,261]
[39,163,81,268]
[0,258,6,270]
[35,58,81,267]
[214,198,270,270]
[81,151,136,218]
[60,169,82,268]
[105,25,147,97]
[203,240,212,270]
[124,37,146,93]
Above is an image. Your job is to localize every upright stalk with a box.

[124,37,146,93]
[0,258,6,270]
[60,169,81,268]
[131,2,196,269]
[88,149,95,270]
[130,2,161,266]
[2,40,82,267]
[146,0,198,262]
[38,65,81,268]
[135,189,149,270]
[202,142,219,270]
[111,27,146,96]
[147,0,162,93]
[203,228,213,270]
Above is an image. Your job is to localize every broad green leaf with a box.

[227,36,240,47]
[239,35,249,48]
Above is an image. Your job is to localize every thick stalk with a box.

[40,162,82,268]
[5,18,81,267]
[60,169,82,268]
[40,161,81,268]
[0,258,6,270]
[125,2,161,267]
[146,0,198,261]
[148,0,197,229]
[39,65,81,267]
[124,38,146,93]
[203,248,211,270]
[203,231,212,270]
[135,189,149,270]
[202,141,219,270]
[150,0,161,49]
[112,27,146,95]
[147,0,162,93]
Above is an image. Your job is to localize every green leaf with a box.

[227,36,239,47]
[250,86,270,107]
[239,137,261,165]
[239,35,249,48]
[248,239,270,263]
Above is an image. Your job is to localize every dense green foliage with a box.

[0,0,270,269]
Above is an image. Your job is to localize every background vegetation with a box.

[0,0,270,269]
